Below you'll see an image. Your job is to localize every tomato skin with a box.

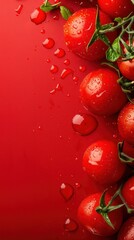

[117,216,134,240]
[30,7,46,25]
[82,140,126,185]
[117,58,134,82]
[64,8,116,61]
[80,68,127,116]
[121,176,134,209]
[98,0,134,19]
[122,141,134,168]
[118,102,134,145]
[77,192,123,236]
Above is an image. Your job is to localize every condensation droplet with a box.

[15,4,23,15]
[64,218,78,232]
[42,38,55,49]
[61,68,73,79]
[60,183,74,201]
[50,64,59,73]
[54,48,66,58]
[64,59,70,66]
[79,65,86,72]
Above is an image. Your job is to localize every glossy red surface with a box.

[0,0,121,239]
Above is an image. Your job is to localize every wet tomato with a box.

[64,8,116,61]
[117,216,134,240]
[80,67,127,116]
[82,140,126,185]
[98,0,134,19]
[77,192,123,237]
[118,102,134,145]
[121,176,134,209]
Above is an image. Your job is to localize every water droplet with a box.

[64,59,70,66]
[41,28,45,34]
[60,183,74,201]
[54,48,66,58]
[55,83,62,91]
[73,76,79,83]
[15,4,23,15]
[64,218,78,232]
[50,89,56,95]
[61,68,73,79]
[79,65,86,72]
[72,113,98,135]
[113,134,117,139]
[53,14,59,20]
[50,64,58,74]
[30,8,46,24]
[46,58,51,63]
[42,38,55,49]
[75,182,81,188]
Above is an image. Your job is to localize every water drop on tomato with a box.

[50,65,58,73]
[54,48,66,58]
[64,218,78,232]
[64,59,70,66]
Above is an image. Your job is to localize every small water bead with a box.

[73,76,79,83]
[61,68,73,79]
[50,64,59,73]
[75,182,81,188]
[79,65,86,72]
[60,183,74,201]
[64,59,70,66]
[55,83,62,91]
[54,48,66,58]
[15,4,23,15]
[53,14,59,20]
[72,113,98,135]
[50,89,56,95]
[41,29,45,34]
[64,218,78,232]
[46,58,51,63]
[42,38,55,49]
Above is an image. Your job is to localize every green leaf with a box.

[86,31,98,50]
[118,141,134,163]
[99,34,111,47]
[60,6,72,20]
[40,0,61,12]
[106,38,121,62]
[114,17,122,23]
[102,213,115,229]
[100,23,114,31]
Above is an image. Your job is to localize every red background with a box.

[0,1,119,239]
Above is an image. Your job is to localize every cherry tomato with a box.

[77,192,123,236]
[83,140,126,185]
[80,67,127,115]
[120,141,134,168]
[117,41,134,81]
[121,176,134,209]
[117,216,134,240]
[118,102,134,145]
[63,8,116,61]
[30,7,46,24]
[97,0,134,19]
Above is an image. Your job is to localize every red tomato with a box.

[77,192,123,236]
[63,8,116,61]
[121,176,134,209]
[30,7,46,24]
[117,41,134,81]
[82,140,126,185]
[98,0,134,19]
[120,141,134,168]
[118,102,134,145]
[80,68,127,115]
[117,216,134,240]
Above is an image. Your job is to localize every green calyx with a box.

[118,141,134,163]
[87,8,134,62]
[40,0,72,20]
[117,77,134,102]
[96,187,124,229]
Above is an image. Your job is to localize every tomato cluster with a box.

[63,0,134,239]
[31,0,134,239]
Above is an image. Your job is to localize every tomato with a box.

[121,176,134,209]
[82,140,126,185]
[119,141,134,168]
[77,192,123,236]
[97,0,134,19]
[118,102,134,145]
[63,8,116,61]
[117,216,134,240]
[117,41,134,81]
[80,67,127,115]
[30,7,46,24]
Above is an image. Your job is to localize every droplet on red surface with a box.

[64,59,70,66]
[46,58,51,63]
[50,64,59,73]
[64,218,78,232]
[41,28,45,34]
[75,182,81,188]
[54,48,66,58]
[73,76,79,83]
[72,113,98,135]
[42,38,55,49]
[60,183,74,201]
[30,8,46,25]
[15,4,23,15]
[56,83,62,91]
[79,65,86,72]
[53,14,59,20]
[61,68,73,79]
[50,89,56,95]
